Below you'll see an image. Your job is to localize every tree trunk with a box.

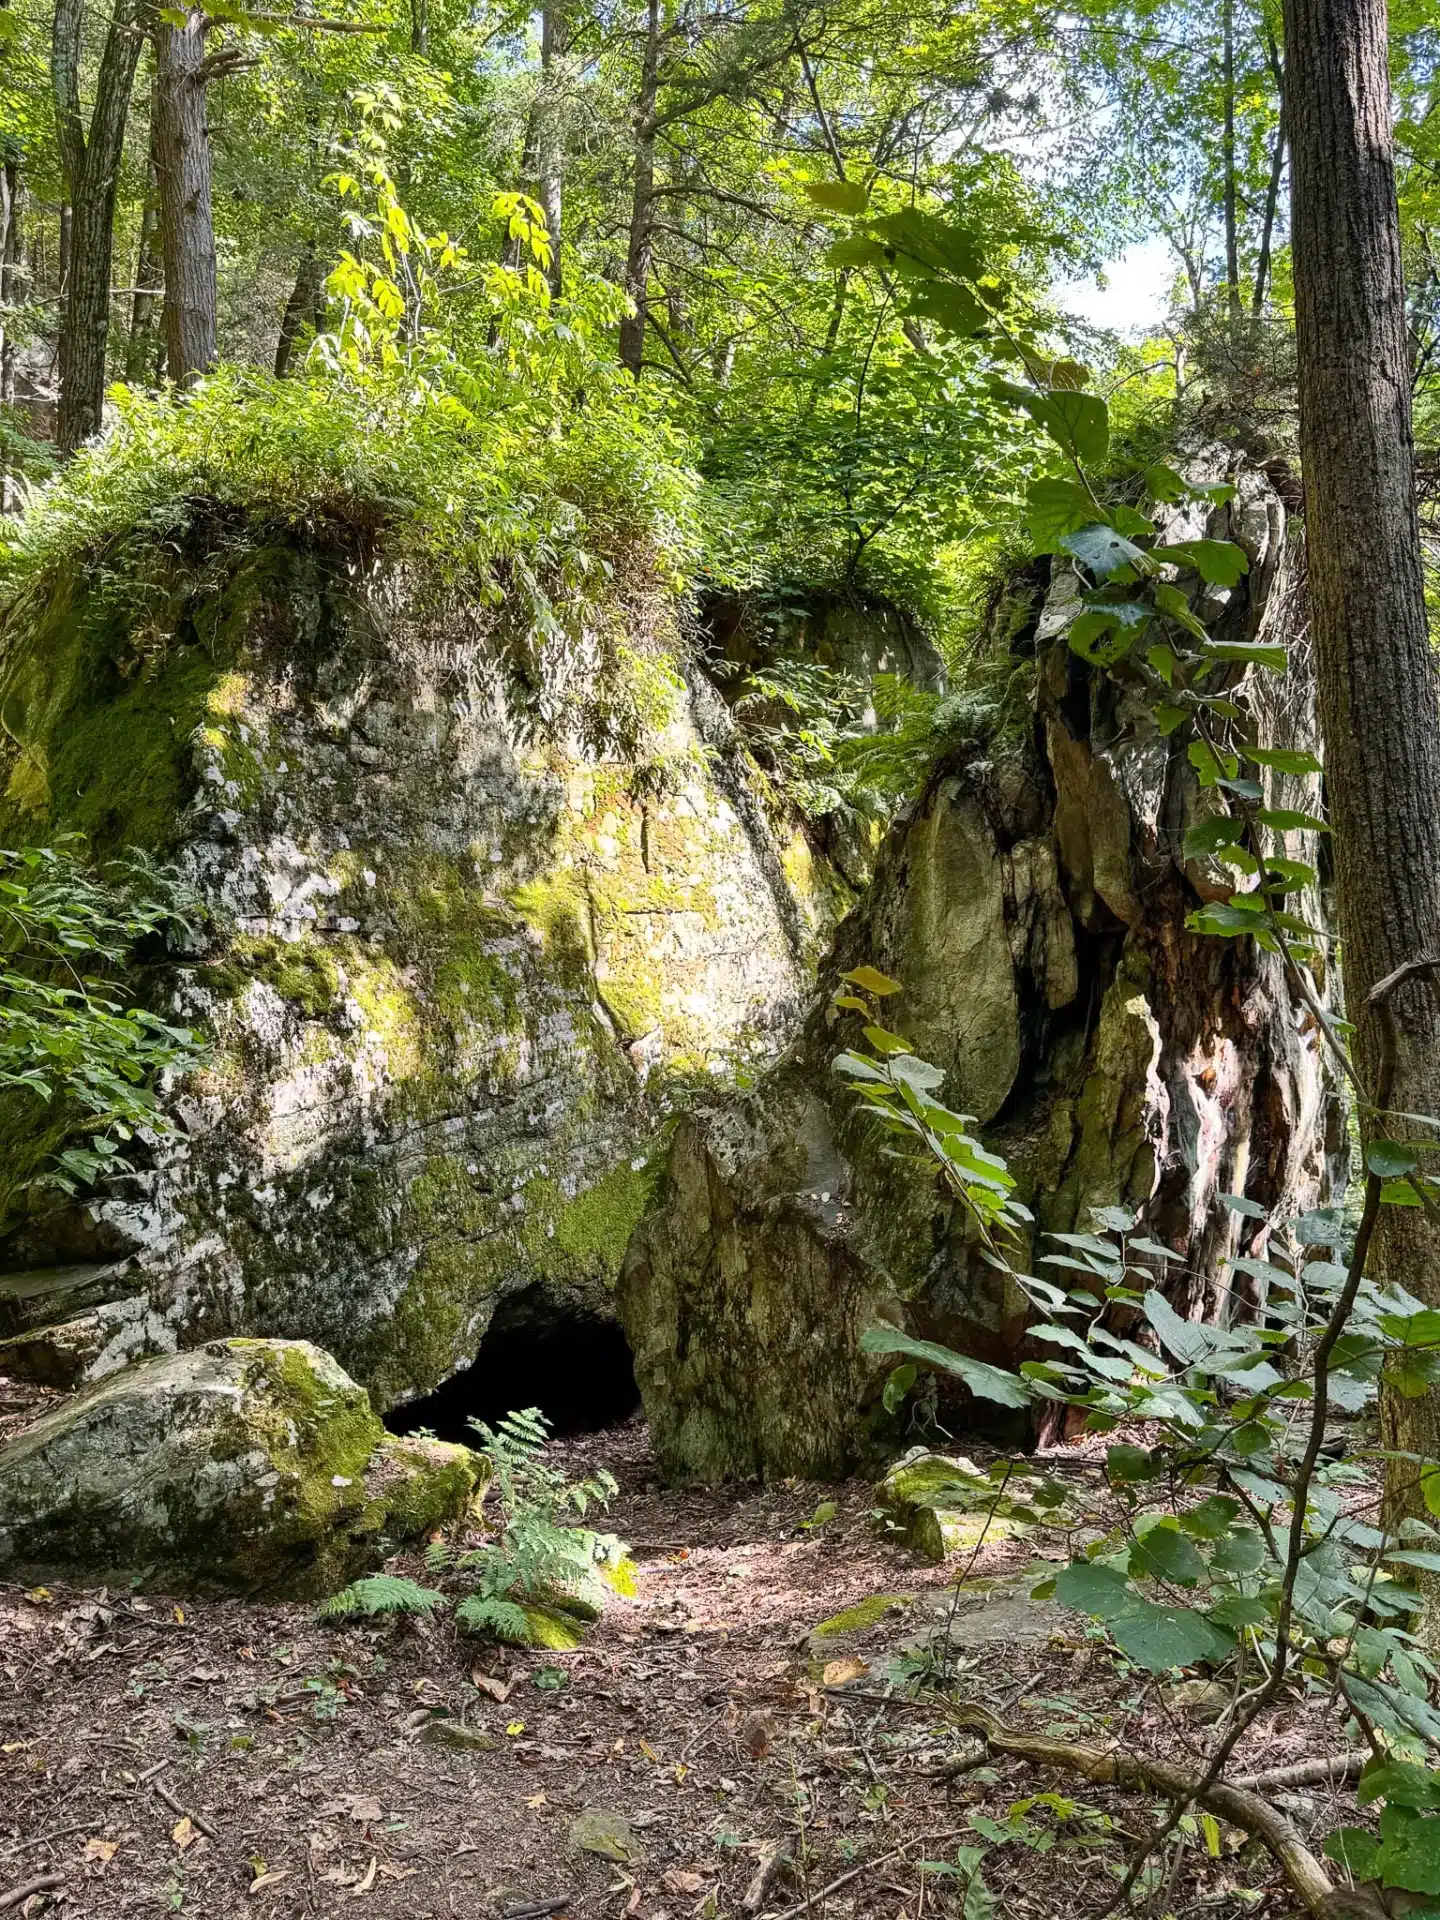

[1222,0,1241,325]
[127,83,163,386]
[274,245,321,376]
[535,0,567,299]
[1253,28,1286,317]
[52,0,143,449]
[153,8,217,387]
[617,0,659,377]
[0,145,23,407]
[1283,0,1440,1542]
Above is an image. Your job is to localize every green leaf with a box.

[1179,1495,1243,1540]
[862,1024,912,1057]
[1210,1592,1271,1630]
[1054,1560,1134,1619]
[992,379,1109,464]
[1154,581,1210,642]
[1059,526,1145,579]
[1188,899,1270,937]
[1188,739,1239,787]
[1375,1808,1440,1895]
[906,281,986,337]
[1152,539,1250,588]
[1131,1521,1207,1587]
[1026,478,1096,551]
[1359,1762,1440,1811]
[825,235,889,269]
[804,180,870,214]
[1256,807,1330,833]
[1108,1603,1232,1673]
[858,1325,1031,1409]
[1324,1829,1383,1881]
[873,208,984,280]
[1183,815,1244,858]
[1210,1530,1267,1574]
[1068,609,1143,666]
[1106,1443,1155,1483]
[842,966,903,996]
[1245,745,1324,776]
[1370,1140,1421,1178]
[1204,641,1287,671]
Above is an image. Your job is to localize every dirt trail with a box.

[0,1420,1330,1918]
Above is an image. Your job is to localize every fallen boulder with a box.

[0,1337,482,1594]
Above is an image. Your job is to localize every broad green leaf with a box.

[842,966,902,996]
[862,1025,912,1057]
[1205,640,1287,672]
[1131,1520,1206,1587]
[1324,1829,1383,1881]
[1188,900,1269,938]
[804,180,870,214]
[1026,478,1096,550]
[1210,1529,1266,1574]
[1068,609,1143,666]
[1359,1762,1440,1811]
[1375,1807,1440,1895]
[1059,526,1145,579]
[1369,1140,1420,1178]
[1152,539,1250,588]
[1256,807,1330,834]
[1108,1603,1232,1673]
[1106,1443,1155,1482]
[906,281,986,337]
[1183,815,1244,858]
[873,208,983,280]
[1209,1592,1271,1630]
[1154,580,1209,641]
[858,1325,1031,1408]
[1054,1560,1134,1619]
[1179,1495,1242,1540]
[1245,745,1324,776]
[826,236,889,269]
[1188,739,1239,787]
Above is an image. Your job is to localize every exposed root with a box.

[948,1702,1384,1919]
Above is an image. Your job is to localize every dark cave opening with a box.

[385,1286,641,1444]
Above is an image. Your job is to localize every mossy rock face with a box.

[0,537,850,1408]
[0,1337,483,1595]
[620,464,1337,1482]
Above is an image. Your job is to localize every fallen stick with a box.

[947,1702,1380,1919]
[0,1872,65,1910]
[499,1895,577,1920]
[0,1825,91,1861]
[1232,1753,1365,1794]
[742,1843,789,1915]
[151,1779,217,1841]
[762,1831,965,1920]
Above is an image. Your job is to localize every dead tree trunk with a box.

[0,143,23,407]
[1282,0,1440,1556]
[153,8,218,386]
[52,0,144,449]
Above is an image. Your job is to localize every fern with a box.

[315,1574,447,1622]
[455,1594,533,1643]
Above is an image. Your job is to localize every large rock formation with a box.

[0,535,849,1408]
[619,461,1340,1480]
[0,1337,482,1593]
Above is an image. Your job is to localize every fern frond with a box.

[455,1594,533,1643]
[315,1574,447,1623]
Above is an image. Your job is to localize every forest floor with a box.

[0,1416,1359,1920]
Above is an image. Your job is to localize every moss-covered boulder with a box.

[0,533,850,1408]
[0,1337,482,1593]
[619,460,1339,1480]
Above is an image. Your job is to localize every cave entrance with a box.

[386,1286,641,1444]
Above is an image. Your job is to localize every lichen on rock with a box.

[620,459,1340,1481]
[0,1337,483,1594]
[0,527,852,1409]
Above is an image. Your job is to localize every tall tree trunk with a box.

[1222,0,1242,326]
[1253,28,1286,316]
[153,9,217,387]
[274,244,321,376]
[408,0,427,53]
[535,0,567,298]
[52,0,143,449]
[127,81,163,385]
[0,144,22,406]
[1283,0,1440,1543]
[618,0,659,377]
